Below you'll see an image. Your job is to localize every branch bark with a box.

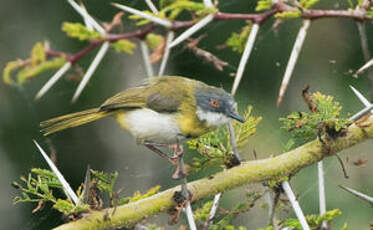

[54,115,373,230]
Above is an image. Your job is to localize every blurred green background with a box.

[0,0,372,229]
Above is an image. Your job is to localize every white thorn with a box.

[158,31,174,75]
[350,85,371,108]
[35,62,72,100]
[203,0,214,8]
[33,140,79,204]
[112,3,172,28]
[145,0,159,14]
[67,0,106,35]
[140,41,154,77]
[231,23,260,95]
[204,193,222,228]
[277,19,311,106]
[318,161,327,229]
[72,42,110,103]
[282,181,310,230]
[355,58,373,76]
[349,103,373,121]
[169,14,214,48]
[184,202,197,230]
[79,2,94,31]
[339,185,373,204]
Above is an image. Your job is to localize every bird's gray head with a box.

[195,86,245,127]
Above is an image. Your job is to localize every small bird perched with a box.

[41,76,245,178]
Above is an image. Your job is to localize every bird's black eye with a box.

[209,98,220,108]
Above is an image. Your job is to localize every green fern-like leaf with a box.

[226,24,252,54]
[16,56,66,84]
[256,0,272,11]
[62,22,103,41]
[111,39,137,54]
[280,91,349,149]
[300,0,319,8]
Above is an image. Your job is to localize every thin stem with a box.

[158,31,174,75]
[33,140,79,204]
[277,19,311,106]
[231,23,260,95]
[35,62,72,100]
[339,185,373,204]
[140,41,154,77]
[72,42,110,102]
[228,122,241,161]
[282,181,310,230]
[169,14,215,48]
[317,161,327,229]
[112,3,172,28]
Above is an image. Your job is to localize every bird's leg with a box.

[171,143,192,206]
[144,143,178,166]
[169,144,187,180]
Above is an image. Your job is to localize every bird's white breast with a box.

[120,108,183,144]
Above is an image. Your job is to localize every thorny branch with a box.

[28,2,373,70]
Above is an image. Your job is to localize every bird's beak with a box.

[228,112,245,123]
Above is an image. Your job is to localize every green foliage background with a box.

[0,0,372,229]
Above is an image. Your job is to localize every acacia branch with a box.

[38,3,373,68]
[54,115,373,230]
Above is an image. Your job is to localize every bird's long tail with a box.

[40,108,113,136]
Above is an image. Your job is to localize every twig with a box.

[228,122,241,161]
[140,41,154,77]
[169,14,215,48]
[277,19,311,106]
[339,185,373,205]
[35,62,72,100]
[112,3,172,28]
[33,140,79,204]
[158,31,174,75]
[186,37,228,71]
[317,161,327,229]
[72,42,110,102]
[281,181,310,230]
[231,23,260,95]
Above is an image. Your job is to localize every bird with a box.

[40,76,245,178]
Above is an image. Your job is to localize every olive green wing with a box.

[99,86,147,111]
[145,91,181,113]
[100,77,184,113]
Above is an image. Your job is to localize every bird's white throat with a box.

[196,107,229,127]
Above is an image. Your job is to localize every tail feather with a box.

[41,108,112,136]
